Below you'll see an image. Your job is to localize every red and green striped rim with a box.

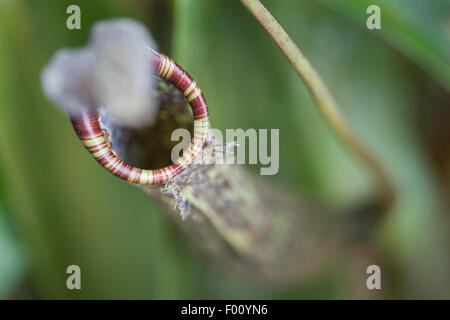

[70,49,209,184]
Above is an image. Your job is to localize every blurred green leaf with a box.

[0,205,27,298]
[314,0,450,91]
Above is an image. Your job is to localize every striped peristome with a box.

[70,49,209,184]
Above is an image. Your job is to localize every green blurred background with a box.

[0,0,449,299]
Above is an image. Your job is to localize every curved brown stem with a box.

[239,0,395,209]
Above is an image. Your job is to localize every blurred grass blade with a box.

[314,0,450,91]
[0,205,27,298]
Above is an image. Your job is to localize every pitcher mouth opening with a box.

[99,77,194,171]
[70,49,209,184]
